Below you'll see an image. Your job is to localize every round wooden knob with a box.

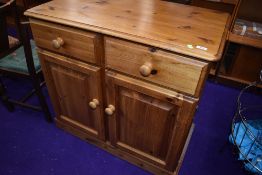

[89,99,99,109]
[105,105,115,115]
[139,63,152,77]
[52,37,64,49]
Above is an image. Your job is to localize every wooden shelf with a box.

[209,68,216,75]
[207,0,262,89]
[209,67,262,89]
[220,0,238,5]
[217,73,262,88]
[205,0,238,5]
[228,32,262,49]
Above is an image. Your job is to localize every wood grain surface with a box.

[105,36,209,96]
[25,0,230,61]
[105,70,197,171]
[31,20,102,65]
[24,1,226,174]
[38,50,105,140]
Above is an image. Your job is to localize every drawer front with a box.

[105,37,209,97]
[30,19,102,65]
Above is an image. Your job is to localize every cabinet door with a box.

[105,71,197,171]
[38,50,105,140]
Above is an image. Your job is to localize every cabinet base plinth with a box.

[56,118,194,175]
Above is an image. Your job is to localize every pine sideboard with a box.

[25,0,229,174]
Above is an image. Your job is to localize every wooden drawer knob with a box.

[52,37,64,49]
[139,63,152,77]
[89,99,99,109]
[105,105,115,115]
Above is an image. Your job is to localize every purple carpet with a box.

[1,76,261,175]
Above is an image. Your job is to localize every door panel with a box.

[105,70,197,170]
[118,86,177,161]
[38,50,105,140]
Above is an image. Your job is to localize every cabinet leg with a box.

[0,79,14,112]
[33,79,53,123]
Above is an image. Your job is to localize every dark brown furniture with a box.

[0,0,18,53]
[0,0,52,122]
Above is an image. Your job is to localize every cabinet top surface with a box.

[25,0,229,61]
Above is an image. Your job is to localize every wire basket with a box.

[230,71,262,174]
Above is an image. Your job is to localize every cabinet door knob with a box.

[89,99,99,109]
[139,63,152,77]
[52,37,64,49]
[105,105,115,115]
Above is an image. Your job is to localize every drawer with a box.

[105,37,209,97]
[30,19,102,65]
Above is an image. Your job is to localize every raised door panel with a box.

[105,70,197,171]
[117,87,177,163]
[38,50,105,140]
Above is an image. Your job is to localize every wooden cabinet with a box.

[38,51,105,140]
[105,71,196,171]
[25,0,229,174]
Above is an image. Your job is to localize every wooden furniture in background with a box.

[0,1,12,53]
[0,0,49,54]
[190,0,262,87]
[25,0,229,174]
[18,0,48,9]
[190,0,239,76]
[0,0,49,28]
[0,0,52,122]
[191,0,238,13]
[221,0,262,85]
